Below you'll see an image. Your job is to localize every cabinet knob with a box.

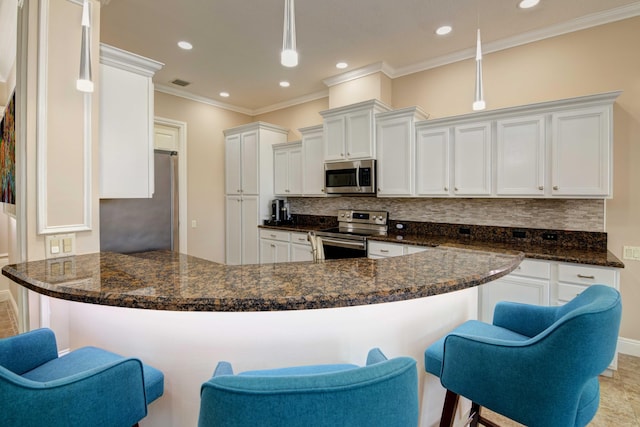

[553,185,559,190]
[270,244,276,248]
[538,186,544,190]
[377,188,381,192]
[237,189,241,193]
[454,187,458,191]
[321,188,325,192]
[347,152,350,156]
[340,153,344,157]
[444,187,448,191]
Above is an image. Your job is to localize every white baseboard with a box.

[618,337,640,357]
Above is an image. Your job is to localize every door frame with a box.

[154,117,188,253]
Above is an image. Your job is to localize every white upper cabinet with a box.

[376,107,428,197]
[321,100,391,162]
[413,90,619,199]
[225,129,259,195]
[551,105,611,197]
[496,115,546,196]
[273,141,303,196]
[299,125,326,196]
[453,122,492,196]
[99,44,163,198]
[416,127,451,196]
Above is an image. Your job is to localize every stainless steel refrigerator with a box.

[100,150,179,253]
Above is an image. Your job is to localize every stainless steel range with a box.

[315,209,388,259]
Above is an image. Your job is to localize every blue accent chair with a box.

[425,284,622,427]
[0,328,164,427]
[198,347,418,427]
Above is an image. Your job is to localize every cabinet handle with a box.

[577,274,595,279]
[380,249,389,253]
[538,186,544,190]
[298,238,306,242]
[553,185,559,190]
[270,234,277,238]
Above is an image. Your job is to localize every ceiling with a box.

[70,1,640,114]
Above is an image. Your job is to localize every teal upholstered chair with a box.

[198,347,418,427]
[0,328,164,427]
[425,284,622,427]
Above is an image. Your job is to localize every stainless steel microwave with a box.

[324,159,376,195]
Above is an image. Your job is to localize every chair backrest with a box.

[0,328,59,375]
[198,356,418,427]
[537,284,621,378]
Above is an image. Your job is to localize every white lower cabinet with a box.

[259,229,290,264]
[290,232,314,262]
[225,196,259,265]
[480,259,551,323]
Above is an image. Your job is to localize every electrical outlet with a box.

[45,233,76,259]
[542,233,558,241]
[623,246,640,261]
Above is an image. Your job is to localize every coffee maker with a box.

[271,199,286,223]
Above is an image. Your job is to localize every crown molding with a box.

[154,84,255,116]
[251,90,329,116]
[322,61,395,87]
[394,1,640,78]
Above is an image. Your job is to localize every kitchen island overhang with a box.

[1,247,523,427]
[2,247,524,311]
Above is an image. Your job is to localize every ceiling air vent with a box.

[171,79,191,87]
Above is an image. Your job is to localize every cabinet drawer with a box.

[558,264,616,286]
[259,229,290,242]
[290,232,311,247]
[368,241,404,257]
[557,283,589,304]
[511,259,550,279]
[406,245,429,254]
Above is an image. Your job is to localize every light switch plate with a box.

[623,246,640,261]
[45,233,76,259]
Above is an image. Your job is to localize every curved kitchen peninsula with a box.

[3,248,522,427]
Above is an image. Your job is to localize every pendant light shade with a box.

[77,0,93,93]
[281,0,298,67]
[472,29,485,111]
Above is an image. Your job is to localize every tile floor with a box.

[0,301,637,426]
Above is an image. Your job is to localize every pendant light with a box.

[472,29,485,111]
[281,0,298,67]
[76,0,94,92]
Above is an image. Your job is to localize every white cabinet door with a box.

[377,115,413,196]
[551,106,611,197]
[453,122,492,196]
[288,145,303,195]
[241,196,259,265]
[225,134,242,195]
[302,129,325,196]
[496,115,546,196]
[273,148,289,196]
[480,275,550,323]
[324,116,346,161]
[225,196,243,265]
[291,243,313,262]
[260,239,289,264]
[346,109,374,159]
[100,65,154,198]
[416,127,451,196]
[241,131,259,195]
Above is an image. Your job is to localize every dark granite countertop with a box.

[260,219,624,268]
[1,248,522,312]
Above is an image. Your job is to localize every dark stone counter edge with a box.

[1,254,522,312]
[259,225,624,268]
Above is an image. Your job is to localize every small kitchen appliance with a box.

[324,160,376,195]
[271,199,285,223]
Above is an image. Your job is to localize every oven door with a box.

[320,236,367,259]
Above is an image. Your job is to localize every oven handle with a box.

[319,237,366,250]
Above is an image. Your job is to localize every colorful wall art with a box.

[1,91,16,205]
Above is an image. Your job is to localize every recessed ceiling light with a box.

[435,25,452,36]
[279,81,290,88]
[336,62,348,69]
[177,41,193,50]
[518,0,540,9]
[219,92,230,98]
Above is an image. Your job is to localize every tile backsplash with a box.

[287,197,604,232]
